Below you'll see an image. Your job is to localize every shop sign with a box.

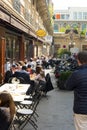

[36,29,46,37]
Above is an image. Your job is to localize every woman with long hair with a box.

[0,91,15,130]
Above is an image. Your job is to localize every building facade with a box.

[53,7,87,56]
[0,0,53,83]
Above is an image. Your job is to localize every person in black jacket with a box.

[13,65,30,84]
[13,66,35,95]
[4,64,17,83]
[64,51,87,130]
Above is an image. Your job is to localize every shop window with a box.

[5,36,20,63]
[24,40,34,60]
[24,40,29,60]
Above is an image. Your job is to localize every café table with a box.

[0,83,37,129]
[0,83,30,102]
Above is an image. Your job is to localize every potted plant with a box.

[57,70,72,90]
[57,48,71,58]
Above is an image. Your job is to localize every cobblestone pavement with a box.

[24,69,75,130]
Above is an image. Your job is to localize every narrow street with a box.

[25,69,75,130]
[1,1,87,130]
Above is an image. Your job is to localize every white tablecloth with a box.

[0,83,30,102]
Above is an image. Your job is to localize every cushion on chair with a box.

[45,73,54,92]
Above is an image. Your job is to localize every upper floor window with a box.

[83,12,87,20]
[73,12,77,19]
[61,14,65,19]
[54,24,59,32]
[66,14,69,19]
[25,9,30,22]
[78,12,82,19]
[13,0,21,13]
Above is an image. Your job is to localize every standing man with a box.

[65,51,87,130]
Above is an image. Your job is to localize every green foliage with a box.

[57,48,71,58]
[52,15,55,19]
[60,27,66,32]
[80,30,86,35]
[59,71,72,81]
[66,24,70,30]
[73,27,78,31]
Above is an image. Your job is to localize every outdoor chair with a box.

[8,115,16,130]
[20,100,33,109]
[14,90,42,130]
[45,73,54,93]
[16,108,35,130]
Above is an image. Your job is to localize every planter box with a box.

[57,71,72,90]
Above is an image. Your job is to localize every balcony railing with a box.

[24,9,30,22]
[13,0,21,13]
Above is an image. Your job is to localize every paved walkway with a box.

[25,69,75,130]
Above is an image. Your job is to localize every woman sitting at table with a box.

[0,92,15,130]
[35,65,42,76]
[35,69,46,92]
